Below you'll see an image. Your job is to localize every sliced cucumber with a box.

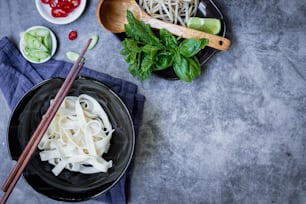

[29,50,50,59]
[43,33,52,54]
[66,51,85,62]
[21,27,52,62]
[88,34,99,50]
[24,32,48,52]
[29,28,50,37]
[23,48,40,63]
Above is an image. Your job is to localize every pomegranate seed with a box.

[68,30,77,40]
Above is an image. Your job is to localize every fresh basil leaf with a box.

[125,10,162,47]
[173,53,201,82]
[178,38,208,58]
[153,51,173,71]
[173,52,191,82]
[121,38,141,53]
[126,51,138,65]
[122,11,207,82]
[120,46,130,56]
[139,70,151,81]
[128,63,139,77]
[200,38,209,48]
[186,56,201,79]
[142,44,160,57]
[143,24,162,47]
[160,29,178,49]
[121,39,142,65]
[141,53,153,71]
[140,54,153,81]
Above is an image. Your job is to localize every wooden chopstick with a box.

[0,38,92,204]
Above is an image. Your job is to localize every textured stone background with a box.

[1,0,306,203]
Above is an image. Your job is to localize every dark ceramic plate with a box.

[116,0,227,80]
[7,77,135,201]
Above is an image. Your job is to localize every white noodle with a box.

[139,0,199,26]
[38,94,114,176]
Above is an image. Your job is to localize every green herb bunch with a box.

[120,10,208,82]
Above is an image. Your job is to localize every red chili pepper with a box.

[49,0,59,8]
[51,7,68,17]
[68,0,80,8]
[68,30,78,40]
[42,0,81,18]
[41,0,50,4]
[59,1,74,13]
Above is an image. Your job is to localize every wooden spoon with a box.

[96,0,230,51]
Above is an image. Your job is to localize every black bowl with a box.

[7,77,135,201]
[115,0,227,80]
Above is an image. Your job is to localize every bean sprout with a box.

[139,0,199,26]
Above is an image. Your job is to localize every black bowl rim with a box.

[6,76,136,201]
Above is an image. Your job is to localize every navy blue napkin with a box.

[0,36,145,204]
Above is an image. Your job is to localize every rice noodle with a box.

[139,0,199,26]
[38,94,114,176]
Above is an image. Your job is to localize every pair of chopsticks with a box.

[0,39,92,204]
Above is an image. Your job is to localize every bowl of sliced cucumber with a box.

[19,25,57,64]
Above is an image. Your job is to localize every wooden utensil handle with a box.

[142,16,230,51]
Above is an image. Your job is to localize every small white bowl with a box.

[20,25,57,64]
[35,0,87,25]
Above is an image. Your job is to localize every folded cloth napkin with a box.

[0,36,145,204]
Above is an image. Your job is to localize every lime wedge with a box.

[187,17,221,35]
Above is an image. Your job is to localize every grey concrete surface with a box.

[1,0,306,203]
